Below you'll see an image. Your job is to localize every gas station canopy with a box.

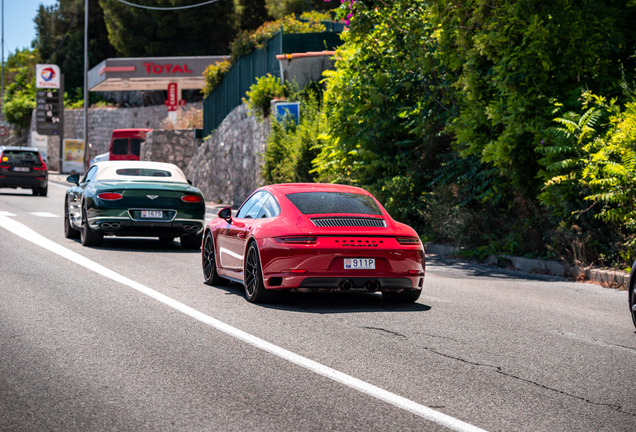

[88,56,227,92]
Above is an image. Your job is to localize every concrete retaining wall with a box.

[184,104,270,206]
[140,129,202,172]
[28,102,201,171]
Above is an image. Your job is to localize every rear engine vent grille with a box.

[310,217,387,228]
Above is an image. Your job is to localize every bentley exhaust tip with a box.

[100,222,120,229]
[365,280,380,292]
[339,280,354,291]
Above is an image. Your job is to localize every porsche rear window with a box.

[286,192,382,215]
[1,151,40,164]
[115,168,172,177]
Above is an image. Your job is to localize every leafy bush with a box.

[262,89,326,184]
[243,74,290,118]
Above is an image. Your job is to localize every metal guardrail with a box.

[202,30,343,137]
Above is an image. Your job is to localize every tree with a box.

[264,0,338,19]
[234,0,270,31]
[34,0,118,98]
[99,0,238,57]
[3,67,36,135]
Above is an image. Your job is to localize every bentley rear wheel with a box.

[80,206,103,247]
[630,280,636,329]
[181,233,202,250]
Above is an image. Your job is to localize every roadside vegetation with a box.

[254,0,636,269]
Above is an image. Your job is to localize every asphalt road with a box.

[1,181,635,431]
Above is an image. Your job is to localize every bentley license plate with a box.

[344,258,375,269]
[141,210,163,218]
[13,167,29,172]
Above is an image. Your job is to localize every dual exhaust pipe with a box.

[100,222,121,229]
[338,279,380,292]
[182,225,199,231]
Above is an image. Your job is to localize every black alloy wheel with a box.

[202,232,228,286]
[80,205,103,247]
[244,242,276,303]
[382,289,422,303]
[630,281,636,330]
[64,202,80,239]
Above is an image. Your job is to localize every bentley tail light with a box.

[97,192,123,200]
[396,237,420,245]
[181,195,203,203]
[274,236,318,244]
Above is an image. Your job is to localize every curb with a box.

[425,243,630,288]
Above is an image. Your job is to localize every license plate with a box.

[141,210,163,218]
[13,167,29,172]
[344,258,375,269]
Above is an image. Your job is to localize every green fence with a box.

[202,30,343,136]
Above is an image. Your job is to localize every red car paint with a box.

[203,183,425,299]
[108,129,152,161]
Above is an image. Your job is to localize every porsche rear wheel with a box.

[382,289,421,303]
[202,232,228,286]
[244,242,276,303]
[64,202,80,239]
[80,206,103,247]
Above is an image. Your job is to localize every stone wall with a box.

[185,104,270,206]
[28,102,201,171]
[140,129,202,172]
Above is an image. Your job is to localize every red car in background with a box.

[108,129,152,161]
[202,183,425,303]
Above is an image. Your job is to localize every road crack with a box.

[415,344,635,417]
[362,326,407,339]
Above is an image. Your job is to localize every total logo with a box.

[35,64,61,89]
[40,67,56,82]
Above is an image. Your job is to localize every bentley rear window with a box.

[286,192,382,215]
[115,168,172,177]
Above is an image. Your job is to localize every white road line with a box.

[0,215,487,432]
[0,211,16,217]
[30,212,60,218]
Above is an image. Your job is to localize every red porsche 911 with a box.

[201,183,425,303]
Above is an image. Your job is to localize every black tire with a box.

[64,202,80,239]
[32,188,39,196]
[202,231,228,286]
[158,236,175,242]
[382,289,422,303]
[39,185,48,197]
[630,280,636,330]
[181,233,202,250]
[244,242,277,303]
[80,206,103,247]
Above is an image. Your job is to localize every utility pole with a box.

[1,0,4,147]
[83,0,88,171]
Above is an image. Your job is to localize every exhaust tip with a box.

[339,280,354,291]
[365,280,380,292]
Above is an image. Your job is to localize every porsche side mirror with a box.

[67,174,80,185]
[218,207,232,222]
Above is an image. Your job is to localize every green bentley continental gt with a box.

[64,161,205,249]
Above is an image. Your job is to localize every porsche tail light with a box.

[97,192,123,200]
[396,237,420,245]
[181,195,203,203]
[274,236,318,244]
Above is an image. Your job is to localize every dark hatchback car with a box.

[0,146,48,196]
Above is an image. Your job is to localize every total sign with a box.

[36,64,61,89]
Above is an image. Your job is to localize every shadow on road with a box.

[71,237,201,253]
[211,282,432,314]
